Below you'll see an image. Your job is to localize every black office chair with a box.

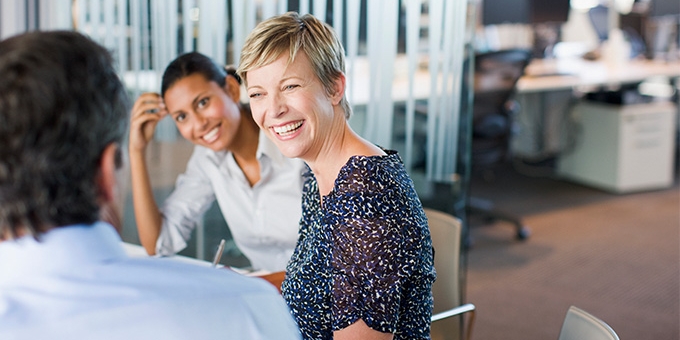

[466,49,532,241]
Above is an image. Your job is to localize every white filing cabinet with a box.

[557,100,677,193]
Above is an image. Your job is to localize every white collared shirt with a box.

[157,132,305,272]
[0,222,301,340]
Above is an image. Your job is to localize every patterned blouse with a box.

[281,150,436,339]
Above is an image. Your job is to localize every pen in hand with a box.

[212,239,226,268]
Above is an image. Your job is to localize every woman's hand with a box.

[129,92,168,152]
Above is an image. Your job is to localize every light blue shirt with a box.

[0,222,301,340]
[158,132,306,272]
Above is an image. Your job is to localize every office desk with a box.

[517,58,680,94]
[354,56,680,98]
[511,57,680,158]
[557,100,677,193]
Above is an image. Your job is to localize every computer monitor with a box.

[481,0,570,26]
[482,0,529,26]
[529,0,571,24]
[481,0,570,58]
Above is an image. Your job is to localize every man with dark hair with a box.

[0,30,300,339]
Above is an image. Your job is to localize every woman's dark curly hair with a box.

[0,31,129,239]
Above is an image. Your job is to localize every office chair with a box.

[466,49,532,241]
[425,208,476,340]
[558,306,620,340]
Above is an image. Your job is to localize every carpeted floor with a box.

[464,161,680,340]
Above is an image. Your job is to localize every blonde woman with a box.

[239,12,436,340]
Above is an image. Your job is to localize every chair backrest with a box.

[425,208,466,340]
[471,49,532,166]
[473,48,532,118]
[558,306,620,340]
[426,208,463,314]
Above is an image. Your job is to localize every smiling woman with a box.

[163,73,242,149]
[128,52,306,273]
[239,12,436,340]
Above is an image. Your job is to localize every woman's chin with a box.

[200,138,227,152]
[277,144,306,160]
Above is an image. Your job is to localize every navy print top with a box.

[281,150,436,339]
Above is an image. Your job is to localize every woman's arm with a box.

[129,93,167,255]
[330,201,402,340]
[329,162,421,338]
[334,319,394,340]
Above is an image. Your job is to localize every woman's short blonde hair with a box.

[238,12,352,119]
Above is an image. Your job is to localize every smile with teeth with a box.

[272,121,303,137]
[202,126,220,143]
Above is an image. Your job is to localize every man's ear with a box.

[98,143,119,202]
[97,143,123,233]
[224,74,241,103]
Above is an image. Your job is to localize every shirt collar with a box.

[0,222,126,284]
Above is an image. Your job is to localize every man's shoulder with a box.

[0,256,300,340]
[127,261,300,338]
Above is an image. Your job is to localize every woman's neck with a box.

[229,110,259,161]
[230,109,261,186]
[308,123,384,198]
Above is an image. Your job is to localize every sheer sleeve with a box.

[282,152,435,339]
[329,163,424,334]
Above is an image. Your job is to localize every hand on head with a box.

[129,92,168,152]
